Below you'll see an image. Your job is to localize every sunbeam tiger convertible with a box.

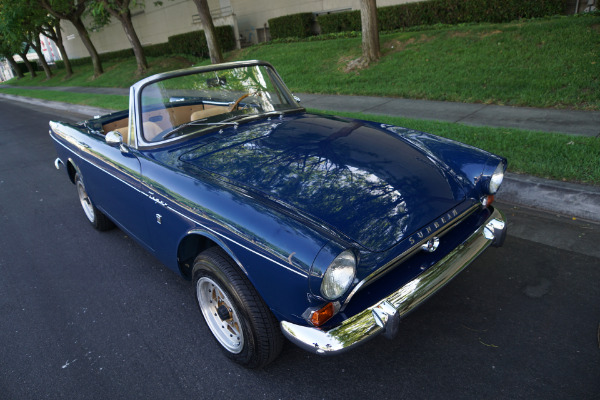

[49,60,507,368]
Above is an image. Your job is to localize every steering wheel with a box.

[229,93,251,111]
[229,93,250,111]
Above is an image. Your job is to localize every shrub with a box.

[268,12,315,39]
[318,0,567,34]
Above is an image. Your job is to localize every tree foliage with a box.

[87,0,151,74]
[0,0,54,78]
[39,0,104,77]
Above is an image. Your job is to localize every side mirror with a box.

[106,130,130,153]
[105,130,123,145]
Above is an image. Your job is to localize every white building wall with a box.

[233,0,418,44]
[62,0,206,58]
[0,59,15,82]
[61,0,420,58]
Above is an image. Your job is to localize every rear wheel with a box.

[192,247,283,368]
[75,172,114,231]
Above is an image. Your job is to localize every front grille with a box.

[336,205,491,321]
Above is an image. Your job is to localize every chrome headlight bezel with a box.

[487,162,505,194]
[320,249,357,300]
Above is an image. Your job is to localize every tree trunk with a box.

[17,51,37,79]
[30,36,54,79]
[5,56,24,79]
[360,0,380,63]
[192,0,224,64]
[70,16,104,77]
[115,11,148,74]
[46,20,73,78]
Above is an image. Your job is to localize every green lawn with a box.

[1,14,598,185]
[2,14,599,109]
[311,110,600,185]
[2,84,597,185]
[242,15,600,110]
[2,56,197,89]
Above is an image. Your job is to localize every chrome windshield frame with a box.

[129,60,302,150]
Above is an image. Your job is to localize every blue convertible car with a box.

[50,60,507,368]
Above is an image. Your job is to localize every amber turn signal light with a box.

[481,195,494,207]
[310,302,335,327]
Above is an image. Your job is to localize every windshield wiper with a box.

[220,111,284,124]
[161,111,289,141]
[162,119,240,140]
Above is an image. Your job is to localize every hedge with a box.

[15,61,40,74]
[318,10,361,34]
[55,48,135,69]
[143,42,172,57]
[55,25,236,69]
[318,0,567,34]
[168,25,236,58]
[268,12,314,39]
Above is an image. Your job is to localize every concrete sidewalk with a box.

[1,87,599,222]
[2,84,600,137]
[297,93,600,137]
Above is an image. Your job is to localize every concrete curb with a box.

[498,173,600,222]
[2,92,598,223]
[0,93,116,118]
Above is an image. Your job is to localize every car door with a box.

[76,132,154,249]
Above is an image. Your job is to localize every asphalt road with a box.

[1,98,599,399]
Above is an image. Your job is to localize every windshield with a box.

[138,64,300,143]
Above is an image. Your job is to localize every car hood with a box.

[179,114,467,252]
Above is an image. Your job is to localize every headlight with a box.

[320,250,356,300]
[488,162,505,194]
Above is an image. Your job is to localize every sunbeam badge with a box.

[421,237,440,253]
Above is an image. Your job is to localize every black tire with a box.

[75,172,114,231]
[192,247,283,368]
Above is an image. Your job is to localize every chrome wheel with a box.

[197,276,244,354]
[192,247,284,367]
[76,177,95,223]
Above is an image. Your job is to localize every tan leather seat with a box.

[113,122,163,143]
[115,126,129,144]
[142,121,163,141]
[190,107,228,121]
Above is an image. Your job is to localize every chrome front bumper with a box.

[281,207,506,355]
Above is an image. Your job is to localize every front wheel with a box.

[192,247,283,368]
[75,172,114,231]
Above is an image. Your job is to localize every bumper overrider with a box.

[281,207,506,354]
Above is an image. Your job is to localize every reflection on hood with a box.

[180,114,466,252]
